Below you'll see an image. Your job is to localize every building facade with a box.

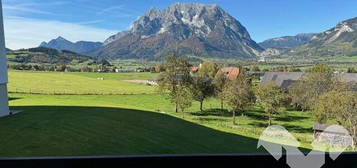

[0,0,9,117]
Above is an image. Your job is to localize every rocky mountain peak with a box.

[97,3,263,60]
[128,3,249,40]
[56,36,68,41]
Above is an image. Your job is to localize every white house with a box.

[0,0,9,117]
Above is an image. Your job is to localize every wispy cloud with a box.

[96,5,125,15]
[3,4,54,15]
[96,5,141,18]
[4,17,117,49]
[76,20,105,25]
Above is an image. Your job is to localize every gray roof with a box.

[260,72,303,89]
[261,72,357,90]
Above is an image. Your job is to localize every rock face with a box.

[93,3,263,60]
[281,17,357,59]
[259,48,288,57]
[40,37,103,55]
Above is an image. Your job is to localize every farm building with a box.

[260,72,303,89]
[261,72,357,90]
[0,2,9,117]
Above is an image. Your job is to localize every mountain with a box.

[7,47,100,65]
[259,33,316,49]
[40,37,103,55]
[92,3,263,60]
[281,17,357,59]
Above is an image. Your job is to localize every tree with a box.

[198,61,219,78]
[158,54,193,113]
[313,90,357,147]
[257,82,286,125]
[56,65,67,72]
[175,86,193,118]
[223,72,255,125]
[214,70,228,110]
[250,65,260,72]
[191,77,214,112]
[155,63,165,73]
[289,64,337,110]
[347,67,357,73]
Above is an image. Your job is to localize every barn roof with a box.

[261,72,357,90]
[260,72,303,89]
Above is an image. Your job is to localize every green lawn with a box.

[8,71,157,95]
[5,93,316,156]
[5,94,265,157]
[1,71,320,157]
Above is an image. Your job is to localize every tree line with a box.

[158,54,357,147]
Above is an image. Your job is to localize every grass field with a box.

[8,71,157,95]
[1,71,319,156]
[5,92,316,157]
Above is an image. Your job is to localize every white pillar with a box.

[0,0,9,117]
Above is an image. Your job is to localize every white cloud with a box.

[3,5,54,15]
[4,17,117,49]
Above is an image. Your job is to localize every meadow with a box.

[2,70,317,156]
[8,71,158,95]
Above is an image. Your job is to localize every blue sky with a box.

[3,0,357,49]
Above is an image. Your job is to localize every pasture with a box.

[8,71,157,95]
[2,71,318,156]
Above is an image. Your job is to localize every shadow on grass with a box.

[249,121,268,128]
[249,122,312,134]
[193,117,229,122]
[190,108,232,117]
[276,115,309,122]
[8,97,22,101]
[247,112,308,123]
[281,125,312,134]
[1,105,266,157]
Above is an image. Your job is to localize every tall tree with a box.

[223,72,255,125]
[198,61,219,78]
[214,70,228,110]
[158,54,193,113]
[289,64,337,110]
[257,82,286,125]
[313,90,357,148]
[191,77,214,112]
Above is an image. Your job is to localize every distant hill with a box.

[279,17,357,60]
[259,33,316,49]
[7,47,102,65]
[91,3,263,60]
[40,37,103,55]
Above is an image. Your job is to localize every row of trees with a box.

[158,55,356,146]
[158,54,283,125]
